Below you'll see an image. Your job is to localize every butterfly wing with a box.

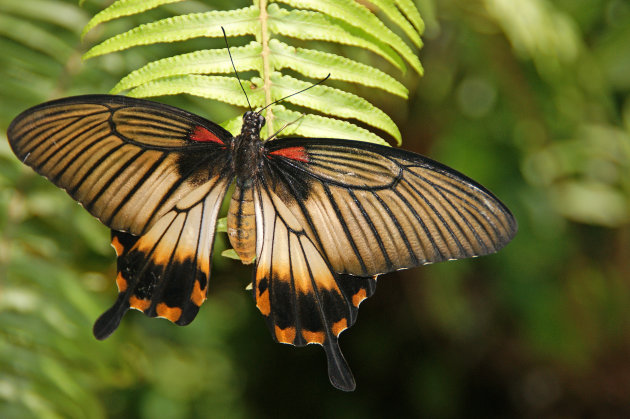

[263,137,517,276]
[95,174,230,339]
[7,95,235,337]
[250,137,515,389]
[252,174,377,391]
[7,95,233,235]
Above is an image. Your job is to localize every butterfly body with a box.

[227,180,257,264]
[230,111,266,180]
[7,95,517,391]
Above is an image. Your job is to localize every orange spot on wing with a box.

[129,296,151,311]
[115,273,128,292]
[256,288,271,316]
[269,146,308,162]
[190,126,224,144]
[352,289,367,307]
[190,280,206,306]
[332,319,348,336]
[302,330,325,344]
[111,236,124,256]
[274,326,296,344]
[156,303,182,322]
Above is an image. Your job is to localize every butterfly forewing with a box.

[8,95,235,338]
[263,138,518,276]
[7,95,233,235]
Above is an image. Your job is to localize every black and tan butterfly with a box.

[7,94,517,391]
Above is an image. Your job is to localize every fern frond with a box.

[221,249,242,260]
[268,73,401,143]
[127,75,261,107]
[268,39,408,97]
[274,0,423,74]
[0,14,75,58]
[82,0,424,144]
[81,0,186,39]
[272,105,391,145]
[368,0,423,48]
[221,104,390,145]
[83,7,260,59]
[111,42,263,93]
[0,0,88,31]
[395,0,425,34]
[267,4,405,72]
[0,2,88,117]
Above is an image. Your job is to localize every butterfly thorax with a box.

[232,111,265,183]
[227,111,266,264]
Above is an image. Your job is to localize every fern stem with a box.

[258,0,274,137]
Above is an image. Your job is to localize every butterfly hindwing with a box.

[252,175,377,391]
[7,95,233,236]
[93,171,231,339]
[263,138,518,276]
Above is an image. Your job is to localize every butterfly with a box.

[7,94,517,391]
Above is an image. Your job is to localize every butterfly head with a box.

[242,111,266,137]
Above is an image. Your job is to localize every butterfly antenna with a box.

[222,26,252,112]
[265,114,306,141]
[258,73,331,115]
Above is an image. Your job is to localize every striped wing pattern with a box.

[94,175,230,339]
[7,94,517,391]
[264,138,518,277]
[7,95,232,236]
[258,138,515,390]
[252,175,377,391]
[7,95,234,337]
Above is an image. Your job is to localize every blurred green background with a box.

[1,0,630,417]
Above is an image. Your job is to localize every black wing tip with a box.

[508,214,519,238]
[92,296,130,340]
[324,338,356,392]
[330,370,357,392]
[495,212,519,251]
[175,303,200,326]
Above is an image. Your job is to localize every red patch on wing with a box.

[190,126,224,145]
[269,146,309,162]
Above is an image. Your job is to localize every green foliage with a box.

[524,125,630,226]
[2,0,630,418]
[81,0,186,38]
[81,0,423,143]
[0,0,88,114]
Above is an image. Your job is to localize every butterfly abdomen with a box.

[227,181,256,264]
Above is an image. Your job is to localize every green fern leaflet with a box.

[82,0,424,144]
